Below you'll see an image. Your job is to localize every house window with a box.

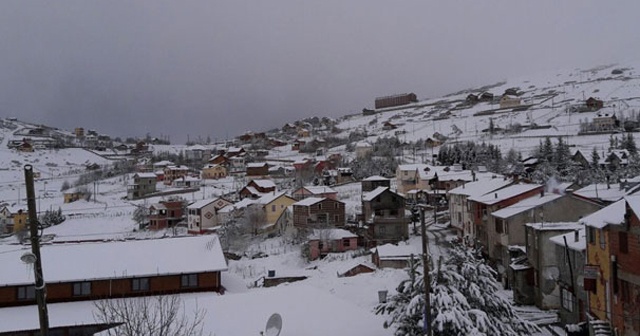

[390,209,399,217]
[588,227,595,244]
[73,282,92,296]
[495,219,503,234]
[334,215,339,223]
[17,286,35,300]
[619,231,628,254]
[599,229,605,250]
[335,203,339,209]
[272,205,276,212]
[561,287,574,312]
[181,274,198,288]
[343,239,350,247]
[132,278,150,291]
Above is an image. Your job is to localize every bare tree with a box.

[93,295,209,336]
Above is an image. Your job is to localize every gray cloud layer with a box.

[1,1,639,143]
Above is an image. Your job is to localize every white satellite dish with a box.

[264,313,282,336]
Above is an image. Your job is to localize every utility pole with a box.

[24,165,49,336]
[419,205,432,336]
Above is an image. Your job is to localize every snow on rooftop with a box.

[550,228,586,251]
[362,186,389,202]
[308,228,357,240]
[0,236,227,286]
[574,183,628,203]
[246,162,268,168]
[525,222,583,231]
[581,198,626,229]
[492,192,564,219]
[301,185,337,194]
[447,178,512,197]
[133,172,157,179]
[256,191,290,205]
[363,175,388,181]
[187,198,218,209]
[372,243,418,259]
[251,179,276,189]
[293,197,325,206]
[469,183,542,205]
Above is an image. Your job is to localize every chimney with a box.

[494,193,498,199]
[540,189,545,197]
[574,230,579,243]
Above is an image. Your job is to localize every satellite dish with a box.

[264,313,282,336]
[20,252,37,264]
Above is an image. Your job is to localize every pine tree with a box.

[377,243,539,336]
[591,147,600,168]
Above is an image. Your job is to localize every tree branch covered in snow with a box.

[377,242,539,336]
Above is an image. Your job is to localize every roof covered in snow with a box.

[492,192,564,219]
[469,183,542,205]
[308,228,358,240]
[574,183,627,203]
[581,198,626,229]
[363,175,388,181]
[293,197,325,206]
[0,236,227,286]
[550,228,586,251]
[447,178,513,197]
[299,185,337,194]
[362,186,391,202]
[372,243,418,259]
[250,179,276,189]
[525,222,583,232]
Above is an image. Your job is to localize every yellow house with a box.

[11,209,29,233]
[63,190,85,203]
[201,164,227,180]
[257,192,297,231]
[582,199,625,322]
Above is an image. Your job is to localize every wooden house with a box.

[0,236,227,308]
[307,228,358,261]
[292,197,346,229]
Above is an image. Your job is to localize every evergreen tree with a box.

[377,243,539,336]
[591,147,600,168]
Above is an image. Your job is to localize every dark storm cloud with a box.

[1,1,639,143]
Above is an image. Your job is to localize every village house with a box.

[172,175,201,188]
[201,164,227,179]
[361,187,408,246]
[2,207,29,233]
[228,156,246,175]
[239,179,277,199]
[292,197,346,229]
[549,228,588,325]
[148,200,185,230]
[355,142,373,159]
[361,175,391,193]
[573,182,629,205]
[187,198,233,234]
[297,128,310,138]
[63,189,87,204]
[467,183,544,257]
[499,94,521,109]
[396,163,493,195]
[447,178,513,239]
[586,97,604,110]
[524,222,584,310]
[163,165,190,185]
[127,172,157,200]
[0,206,12,234]
[306,228,358,261]
[490,186,602,287]
[0,236,227,308]
[185,145,212,162]
[370,243,418,269]
[292,185,338,201]
[246,162,269,177]
[592,112,618,132]
[582,197,640,335]
[254,192,297,234]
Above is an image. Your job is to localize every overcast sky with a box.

[1,1,639,143]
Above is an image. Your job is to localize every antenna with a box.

[263,313,282,336]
